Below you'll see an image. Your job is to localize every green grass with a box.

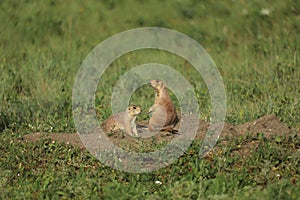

[0,0,299,199]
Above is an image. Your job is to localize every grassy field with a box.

[1,0,299,199]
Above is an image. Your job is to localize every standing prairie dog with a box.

[148,80,179,132]
[102,105,142,137]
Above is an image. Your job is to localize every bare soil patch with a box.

[23,115,299,155]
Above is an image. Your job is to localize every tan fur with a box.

[148,80,179,132]
[103,106,142,136]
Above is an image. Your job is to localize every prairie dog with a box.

[103,106,142,136]
[148,80,179,131]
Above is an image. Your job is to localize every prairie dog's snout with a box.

[149,80,163,90]
[128,105,142,116]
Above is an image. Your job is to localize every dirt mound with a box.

[23,132,85,149]
[23,115,299,153]
[214,114,298,158]
[234,114,292,137]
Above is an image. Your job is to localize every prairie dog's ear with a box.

[155,80,163,85]
[157,80,166,88]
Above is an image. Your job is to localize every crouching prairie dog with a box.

[148,80,179,132]
[102,105,142,137]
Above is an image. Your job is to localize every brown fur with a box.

[102,106,142,136]
[148,80,179,132]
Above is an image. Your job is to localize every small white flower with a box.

[260,8,271,16]
[155,180,162,185]
[242,9,248,15]
[276,174,280,177]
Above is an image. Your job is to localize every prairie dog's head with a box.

[149,80,165,91]
[127,105,142,116]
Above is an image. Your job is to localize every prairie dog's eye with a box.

[133,106,136,109]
